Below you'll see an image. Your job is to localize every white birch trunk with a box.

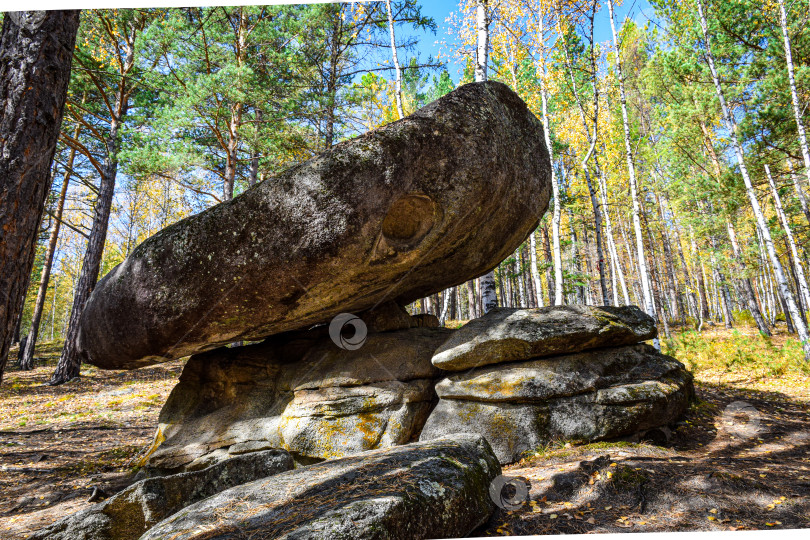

[475,0,497,313]
[697,0,810,361]
[607,0,655,322]
[529,231,545,307]
[385,0,404,119]
[536,13,564,305]
[766,164,810,311]
[778,0,810,219]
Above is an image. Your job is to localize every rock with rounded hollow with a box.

[76,81,551,370]
[140,434,501,540]
[432,305,657,372]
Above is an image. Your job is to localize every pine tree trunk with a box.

[51,115,122,384]
[697,0,810,361]
[20,134,78,370]
[0,11,79,383]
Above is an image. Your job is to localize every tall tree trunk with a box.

[600,174,630,305]
[51,116,122,384]
[535,14,563,305]
[778,0,810,222]
[689,225,711,324]
[541,223,556,305]
[21,128,79,370]
[607,0,655,326]
[697,0,810,361]
[0,11,79,383]
[766,164,810,312]
[529,231,544,307]
[727,221,771,335]
[656,193,683,321]
[474,0,497,314]
[323,8,342,150]
[385,0,404,119]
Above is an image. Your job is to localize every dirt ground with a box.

[2,333,810,538]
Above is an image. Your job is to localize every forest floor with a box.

[1,325,810,538]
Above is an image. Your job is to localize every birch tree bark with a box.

[0,10,80,383]
[529,231,545,306]
[385,0,404,119]
[766,164,810,312]
[607,0,656,323]
[696,0,810,362]
[727,221,771,336]
[777,0,810,216]
[474,0,498,314]
[532,7,564,305]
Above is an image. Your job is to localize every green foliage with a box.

[664,330,809,377]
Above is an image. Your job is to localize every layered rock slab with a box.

[77,80,552,370]
[421,313,693,465]
[432,305,657,371]
[140,435,501,540]
[146,325,453,471]
[29,449,293,540]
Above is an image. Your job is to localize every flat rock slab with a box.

[77,81,551,370]
[421,345,693,464]
[147,327,452,471]
[140,434,501,540]
[432,305,657,371]
[29,449,293,540]
[435,344,683,402]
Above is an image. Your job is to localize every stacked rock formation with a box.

[419,305,694,464]
[146,303,453,470]
[41,80,693,539]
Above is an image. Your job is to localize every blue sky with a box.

[401,0,656,83]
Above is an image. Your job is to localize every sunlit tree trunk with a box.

[766,164,810,313]
[385,0,404,119]
[0,10,79,383]
[474,0,497,314]
[778,0,810,223]
[21,127,80,370]
[697,0,810,362]
[607,0,656,328]
[529,232,544,307]
[727,221,771,336]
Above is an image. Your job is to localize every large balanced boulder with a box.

[77,81,551,370]
[421,344,693,464]
[140,434,501,540]
[146,324,453,471]
[432,305,657,371]
[29,449,293,540]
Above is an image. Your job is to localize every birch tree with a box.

[607,0,656,325]
[696,0,810,362]
[385,0,405,119]
[777,0,810,209]
[475,0,499,314]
